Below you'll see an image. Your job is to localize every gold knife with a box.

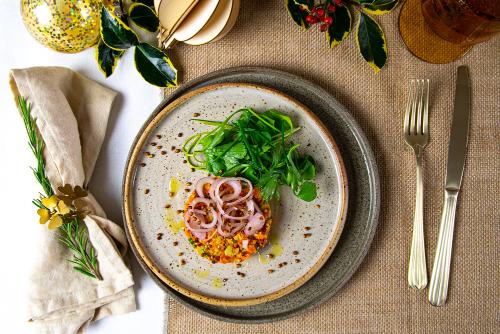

[428,66,471,306]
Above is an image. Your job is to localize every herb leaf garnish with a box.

[182,108,318,202]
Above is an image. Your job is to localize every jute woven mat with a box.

[162,1,499,332]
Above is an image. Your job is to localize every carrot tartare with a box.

[183,176,272,264]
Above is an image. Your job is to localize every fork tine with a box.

[423,79,429,135]
[410,80,418,135]
[416,79,424,135]
[404,80,415,135]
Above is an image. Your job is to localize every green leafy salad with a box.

[182,108,318,202]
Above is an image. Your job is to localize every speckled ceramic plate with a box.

[123,83,348,306]
[124,67,380,322]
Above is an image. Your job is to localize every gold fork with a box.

[404,79,430,290]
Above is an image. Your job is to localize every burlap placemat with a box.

[163,1,499,332]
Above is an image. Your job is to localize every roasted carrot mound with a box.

[183,187,272,264]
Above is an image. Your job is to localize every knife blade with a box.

[445,66,471,191]
[428,65,471,306]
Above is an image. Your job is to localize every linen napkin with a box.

[10,66,135,334]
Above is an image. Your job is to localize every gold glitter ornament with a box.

[21,0,107,53]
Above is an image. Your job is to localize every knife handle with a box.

[428,190,458,306]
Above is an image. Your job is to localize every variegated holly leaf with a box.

[134,43,178,87]
[96,39,124,78]
[129,2,159,32]
[133,0,154,6]
[285,0,311,29]
[292,0,314,10]
[356,12,387,73]
[359,0,399,15]
[326,5,352,48]
[100,7,139,50]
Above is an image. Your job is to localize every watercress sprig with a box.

[182,108,317,202]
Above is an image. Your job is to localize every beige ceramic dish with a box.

[166,0,220,43]
[123,83,348,306]
[156,0,199,43]
[184,0,240,45]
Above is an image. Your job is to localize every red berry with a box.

[327,4,336,12]
[335,0,343,5]
[324,16,333,25]
[316,8,325,17]
[320,23,328,32]
[306,15,317,24]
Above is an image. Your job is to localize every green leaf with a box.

[100,7,139,50]
[225,142,247,160]
[361,0,399,15]
[326,5,352,48]
[292,0,314,9]
[129,3,159,32]
[265,109,294,132]
[356,12,387,73]
[223,142,247,169]
[96,39,124,78]
[297,181,317,202]
[200,128,227,149]
[299,155,316,180]
[134,43,178,87]
[73,266,96,278]
[257,173,280,202]
[285,0,311,29]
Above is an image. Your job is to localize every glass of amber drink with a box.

[422,0,500,45]
[399,0,500,63]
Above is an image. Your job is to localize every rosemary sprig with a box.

[58,218,102,280]
[19,96,53,197]
[18,96,102,280]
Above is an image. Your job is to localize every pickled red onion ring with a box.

[184,209,211,232]
[189,197,214,208]
[220,180,242,201]
[200,207,217,229]
[244,213,266,236]
[186,176,265,239]
[195,176,214,198]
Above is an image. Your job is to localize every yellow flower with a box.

[37,208,50,224]
[57,200,70,215]
[48,214,63,230]
[41,195,58,209]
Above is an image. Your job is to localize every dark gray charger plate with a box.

[124,67,380,323]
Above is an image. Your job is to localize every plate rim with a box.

[123,82,349,307]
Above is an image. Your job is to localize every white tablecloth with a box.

[0,2,165,333]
